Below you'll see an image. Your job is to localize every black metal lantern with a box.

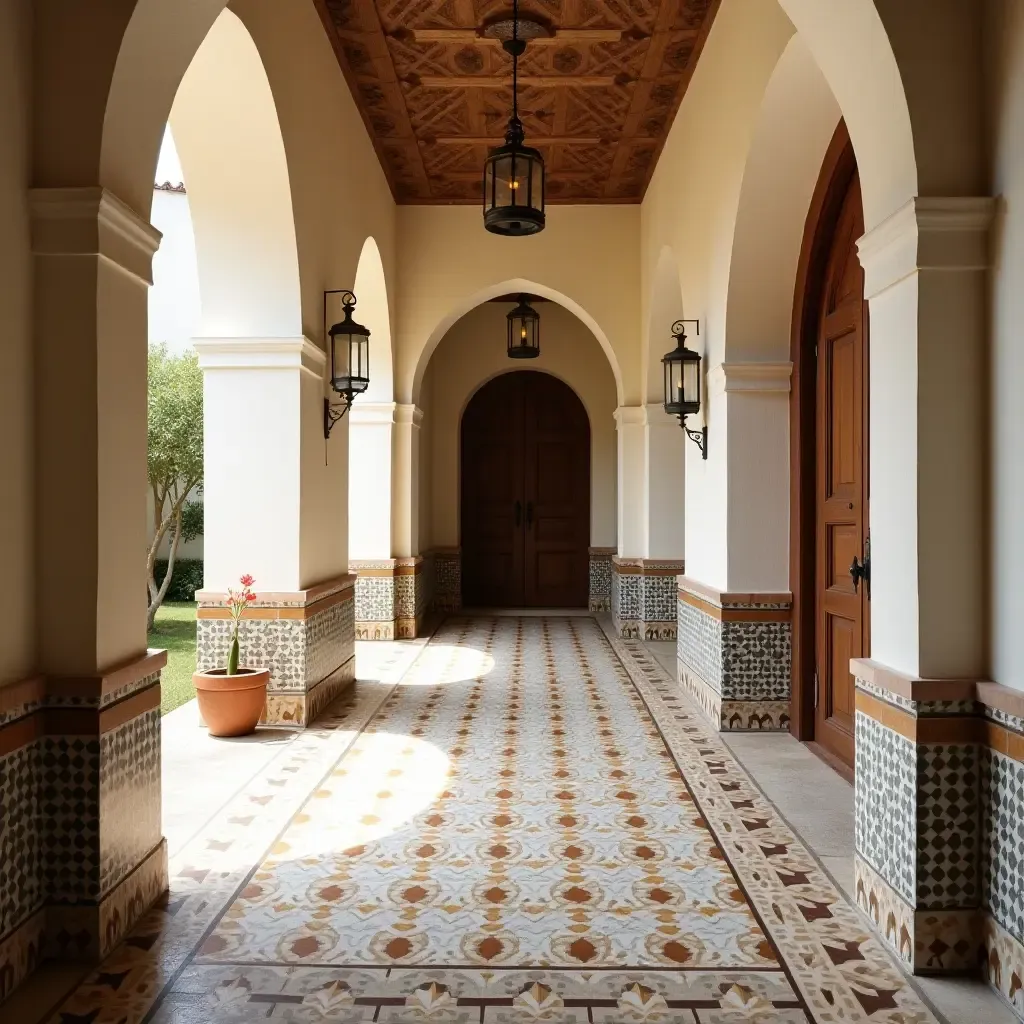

[662,319,707,458]
[324,289,370,439]
[482,0,545,236]
[507,294,540,359]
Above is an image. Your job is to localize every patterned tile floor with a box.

[42,616,948,1023]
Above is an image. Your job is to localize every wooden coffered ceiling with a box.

[315,0,720,204]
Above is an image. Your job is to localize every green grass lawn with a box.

[149,601,197,715]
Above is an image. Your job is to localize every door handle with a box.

[526,502,534,529]
[514,500,522,527]
[849,553,870,595]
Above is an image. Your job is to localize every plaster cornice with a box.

[349,401,397,426]
[30,186,162,286]
[192,337,326,378]
[154,181,187,194]
[857,196,995,301]
[394,403,424,428]
[613,405,645,427]
[707,362,793,395]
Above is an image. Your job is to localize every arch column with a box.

[850,196,995,973]
[193,337,356,726]
[6,187,169,977]
[611,405,684,639]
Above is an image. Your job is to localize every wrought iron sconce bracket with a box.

[681,417,708,460]
[323,395,352,439]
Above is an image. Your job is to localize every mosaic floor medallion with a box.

[46,616,942,1023]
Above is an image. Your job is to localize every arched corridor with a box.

[3,0,1023,1020]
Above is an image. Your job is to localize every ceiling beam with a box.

[433,135,603,145]
[416,75,618,89]
[410,28,625,45]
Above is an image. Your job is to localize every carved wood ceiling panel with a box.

[315,0,720,203]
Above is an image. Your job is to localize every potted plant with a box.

[192,574,269,736]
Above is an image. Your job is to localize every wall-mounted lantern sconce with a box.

[324,289,370,439]
[662,319,707,459]
[507,294,540,359]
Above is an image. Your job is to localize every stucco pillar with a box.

[856,197,993,680]
[676,363,793,731]
[193,338,355,726]
[643,403,685,560]
[384,403,434,626]
[850,197,995,976]
[13,187,169,974]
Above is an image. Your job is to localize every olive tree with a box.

[147,344,203,629]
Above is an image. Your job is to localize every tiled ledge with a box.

[196,571,356,609]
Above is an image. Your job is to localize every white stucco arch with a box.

[410,279,625,408]
[353,236,393,403]
[776,0,916,229]
[724,34,842,362]
[169,9,300,339]
[644,246,686,405]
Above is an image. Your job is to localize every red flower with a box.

[240,574,255,587]
[245,592,257,602]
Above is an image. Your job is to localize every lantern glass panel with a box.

[682,356,699,407]
[493,152,515,209]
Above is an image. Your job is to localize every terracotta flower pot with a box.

[192,667,269,737]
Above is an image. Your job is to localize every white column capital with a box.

[395,403,424,428]
[349,401,397,426]
[642,403,677,427]
[30,185,162,286]
[614,405,646,428]
[193,336,325,378]
[857,196,995,300]
[707,362,793,396]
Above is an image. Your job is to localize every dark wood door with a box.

[814,170,869,768]
[461,371,590,608]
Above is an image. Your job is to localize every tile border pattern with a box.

[43,617,949,1024]
[0,650,168,1003]
[588,546,614,612]
[611,557,684,639]
[351,558,429,641]
[197,573,356,728]
[853,657,1024,1017]
[675,577,792,731]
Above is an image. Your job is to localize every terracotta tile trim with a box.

[678,575,792,608]
[855,689,994,746]
[985,720,1024,764]
[856,689,918,741]
[47,648,167,702]
[588,546,616,555]
[0,712,43,756]
[613,558,685,577]
[351,568,397,578]
[0,675,45,717]
[678,589,791,623]
[976,681,1024,721]
[1,680,160,748]
[850,658,977,702]
[197,584,354,620]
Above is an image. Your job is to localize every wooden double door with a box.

[461,371,590,608]
[812,163,870,769]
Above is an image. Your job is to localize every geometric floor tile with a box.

[47,616,943,1023]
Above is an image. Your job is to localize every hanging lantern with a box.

[662,319,707,458]
[482,0,545,236]
[324,289,370,438]
[507,294,540,359]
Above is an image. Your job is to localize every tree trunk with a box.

[147,507,184,631]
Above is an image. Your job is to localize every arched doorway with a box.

[792,123,870,772]
[460,372,590,608]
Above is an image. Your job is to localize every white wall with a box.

[987,0,1024,690]
[422,302,618,550]
[149,129,201,355]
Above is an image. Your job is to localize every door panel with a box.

[814,171,869,770]
[523,373,590,607]
[461,374,525,607]
[461,371,589,608]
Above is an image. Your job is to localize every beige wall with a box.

[395,204,638,406]
[422,302,618,551]
[987,0,1024,690]
[0,0,32,685]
